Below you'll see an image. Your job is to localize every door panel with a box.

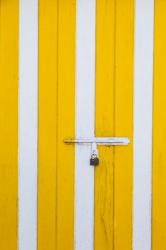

[0,1,18,249]
[38,0,133,249]
[95,0,134,249]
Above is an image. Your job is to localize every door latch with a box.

[64,137,130,166]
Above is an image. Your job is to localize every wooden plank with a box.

[114,0,134,249]
[152,1,166,249]
[0,0,18,249]
[57,0,76,249]
[95,0,115,249]
[37,1,58,249]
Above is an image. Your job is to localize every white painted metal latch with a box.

[64,137,129,145]
[64,137,130,166]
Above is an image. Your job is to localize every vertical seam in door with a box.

[113,1,117,249]
[151,0,156,249]
[56,1,59,249]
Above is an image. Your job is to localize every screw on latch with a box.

[90,143,99,166]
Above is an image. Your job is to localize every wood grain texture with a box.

[56,0,76,249]
[95,0,134,249]
[0,0,18,249]
[95,0,115,249]
[152,1,166,249]
[114,0,133,249]
[38,1,75,249]
[38,0,58,249]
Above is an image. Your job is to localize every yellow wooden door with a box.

[1,0,166,250]
[37,0,133,250]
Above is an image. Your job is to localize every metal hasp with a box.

[64,137,130,166]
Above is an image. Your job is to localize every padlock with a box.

[90,154,99,166]
[90,143,99,166]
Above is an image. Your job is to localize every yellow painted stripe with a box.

[0,1,18,249]
[95,0,134,249]
[114,0,133,249]
[95,0,115,249]
[38,0,76,249]
[57,1,76,249]
[152,1,166,249]
[38,1,58,249]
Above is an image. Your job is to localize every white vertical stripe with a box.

[18,0,38,249]
[75,0,96,249]
[133,0,154,249]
